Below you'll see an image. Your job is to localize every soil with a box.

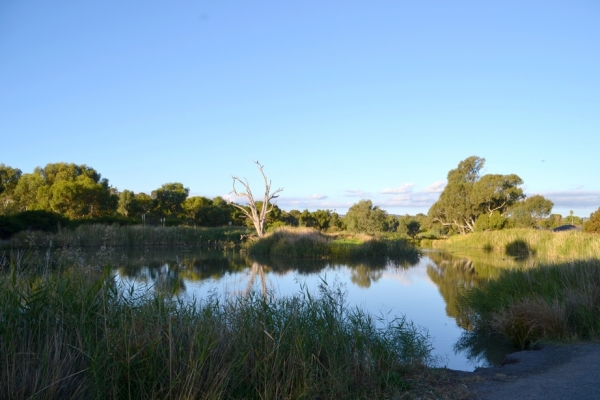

[443,342,600,399]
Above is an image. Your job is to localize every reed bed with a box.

[0,265,433,400]
[458,259,600,349]
[4,225,249,250]
[246,227,420,263]
[433,229,600,262]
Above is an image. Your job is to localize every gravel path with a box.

[466,342,600,399]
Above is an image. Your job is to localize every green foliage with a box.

[151,182,189,217]
[0,210,70,239]
[9,163,118,219]
[474,211,506,231]
[583,207,600,233]
[507,195,554,228]
[344,200,391,234]
[0,268,432,399]
[397,215,421,238]
[428,157,524,234]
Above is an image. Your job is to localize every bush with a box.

[583,207,600,233]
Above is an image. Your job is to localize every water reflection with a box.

[15,245,531,370]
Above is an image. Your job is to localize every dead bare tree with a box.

[229,161,283,237]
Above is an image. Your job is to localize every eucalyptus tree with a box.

[229,161,283,237]
[428,156,525,234]
[507,194,554,227]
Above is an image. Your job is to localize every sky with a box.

[1,0,599,217]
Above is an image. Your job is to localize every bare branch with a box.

[228,161,283,237]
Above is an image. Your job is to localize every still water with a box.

[102,246,521,371]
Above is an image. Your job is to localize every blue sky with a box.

[1,1,599,217]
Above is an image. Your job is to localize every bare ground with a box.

[420,342,600,399]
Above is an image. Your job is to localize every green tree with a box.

[0,164,22,214]
[344,200,389,234]
[583,207,600,233]
[10,163,117,218]
[507,195,554,228]
[152,183,189,217]
[428,157,524,234]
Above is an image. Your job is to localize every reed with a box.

[458,259,600,348]
[4,225,249,250]
[245,227,420,262]
[0,265,433,399]
[433,228,600,262]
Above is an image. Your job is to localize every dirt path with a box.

[465,342,600,399]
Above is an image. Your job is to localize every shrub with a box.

[583,207,600,233]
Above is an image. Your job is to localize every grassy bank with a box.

[432,229,600,261]
[3,224,249,250]
[0,266,434,399]
[458,259,600,349]
[246,227,420,262]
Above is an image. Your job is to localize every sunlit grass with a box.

[245,227,420,262]
[433,228,600,262]
[458,259,600,349]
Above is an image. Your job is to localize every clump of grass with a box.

[458,259,600,348]
[433,228,600,261]
[4,225,249,250]
[0,265,433,399]
[246,227,420,263]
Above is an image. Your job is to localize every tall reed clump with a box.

[5,225,249,250]
[433,228,600,261]
[458,259,600,349]
[0,268,433,399]
[246,227,420,262]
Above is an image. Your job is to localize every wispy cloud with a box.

[380,183,415,194]
[423,181,446,193]
[344,189,371,198]
[537,190,600,208]
[307,194,328,200]
[276,196,351,211]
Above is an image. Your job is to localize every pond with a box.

[78,245,521,372]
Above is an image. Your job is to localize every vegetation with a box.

[458,260,600,349]
[0,265,434,399]
[245,227,420,263]
[583,206,600,233]
[432,228,600,261]
[5,225,248,250]
[428,156,558,234]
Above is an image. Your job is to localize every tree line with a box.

[1,159,598,238]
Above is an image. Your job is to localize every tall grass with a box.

[433,228,600,261]
[4,225,249,250]
[0,266,433,399]
[458,259,600,349]
[246,227,420,262]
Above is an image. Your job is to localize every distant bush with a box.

[583,207,600,233]
[0,210,70,239]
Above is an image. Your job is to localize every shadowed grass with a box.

[0,265,434,399]
[458,259,600,349]
[4,225,249,250]
[246,227,420,263]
